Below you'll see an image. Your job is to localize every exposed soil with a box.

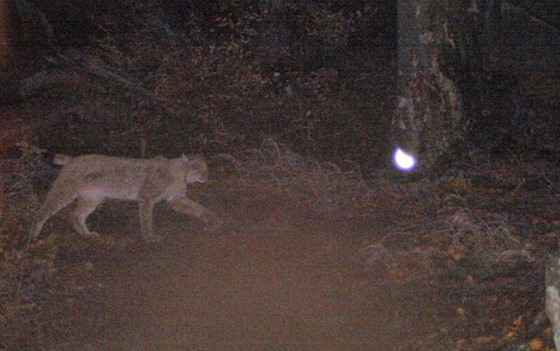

[61,213,430,351]
[1,173,455,351]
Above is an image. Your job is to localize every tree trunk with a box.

[0,0,13,66]
[393,0,485,172]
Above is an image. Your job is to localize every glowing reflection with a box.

[393,147,416,171]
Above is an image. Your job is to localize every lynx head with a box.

[182,154,208,183]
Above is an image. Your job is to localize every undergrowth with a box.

[362,170,544,284]
[213,138,376,215]
[1,141,558,350]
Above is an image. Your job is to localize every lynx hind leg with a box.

[72,196,103,238]
[30,186,77,239]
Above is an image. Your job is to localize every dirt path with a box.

[11,159,556,351]
[44,202,448,351]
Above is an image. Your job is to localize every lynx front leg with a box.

[168,198,221,232]
[138,200,162,242]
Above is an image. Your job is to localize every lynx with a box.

[30,153,218,242]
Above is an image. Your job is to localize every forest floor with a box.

[2,2,560,348]
[2,146,560,351]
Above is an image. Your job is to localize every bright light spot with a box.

[393,147,417,171]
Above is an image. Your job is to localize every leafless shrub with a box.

[361,180,534,279]
[213,138,375,215]
[0,154,42,240]
[438,194,527,265]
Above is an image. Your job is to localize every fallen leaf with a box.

[529,338,543,350]
[514,315,525,328]
[505,331,517,340]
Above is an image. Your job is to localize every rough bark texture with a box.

[394,0,483,172]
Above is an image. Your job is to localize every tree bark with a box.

[13,0,53,47]
[0,0,14,67]
[393,0,484,172]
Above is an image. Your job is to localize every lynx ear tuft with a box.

[181,154,190,162]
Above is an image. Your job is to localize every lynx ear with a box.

[181,154,189,162]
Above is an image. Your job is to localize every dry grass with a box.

[361,172,536,282]
[0,156,47,349]
[438,194,530,265]
[0,139,556,350]
[212,138,376,215]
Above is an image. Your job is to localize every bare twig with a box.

[510,178,526,196]
[542,170,560,194]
